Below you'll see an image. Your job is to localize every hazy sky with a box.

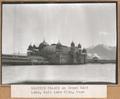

[2,3,116,54]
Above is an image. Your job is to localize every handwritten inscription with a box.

[11,85,107,98]
[31,85,88,96]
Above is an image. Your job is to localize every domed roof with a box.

[39,40,49,49]
[42,40,48,46]
[27,44,33,50]
[56,41,62,49]
[71,41,75,47]
[82,48,87,53]
[78,43,81,48]
[33,44,37,49]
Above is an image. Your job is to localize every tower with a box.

[27,44,33,56]
[56,41,62,64]
[70,41,76,64]
[71,41,75,51]
[38,40,48,51]
[78,43,82,54]
[82,48,87,63]
[76,43,82,63]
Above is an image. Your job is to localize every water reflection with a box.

[2,64,116,84]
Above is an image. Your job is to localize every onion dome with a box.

[42,40,48,46]
[39,40,48,49]
[71,41,75,47]
[33,44,37,49]
[82,48,87,53]
[56,41,62,49]
[78,43,81,48]
[27,44,33,50]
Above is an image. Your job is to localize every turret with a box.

[33,44,37,49]
[39,40,48,50]
[56,41,62,50]
[70,41,77,64]
[71,41,75,48]
[82,48,87,64]
[27,44,33,50]
[56,41,62,64]
[27,44,33,56]
[78,43,81,48]
[42,40,48,46]
[78,43,82,54]
[71,41,75,51]
[82,48,87,53]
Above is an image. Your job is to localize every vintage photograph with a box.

[2,3,117,84]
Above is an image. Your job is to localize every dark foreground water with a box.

[2,64,116,84]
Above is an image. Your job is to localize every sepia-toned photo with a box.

[2,2,117,84]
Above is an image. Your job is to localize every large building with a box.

[27,40,87,64]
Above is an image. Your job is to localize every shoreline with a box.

[2,62,116,66]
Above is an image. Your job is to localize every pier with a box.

[2,54,48,65]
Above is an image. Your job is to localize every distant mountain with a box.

[87,44,116,60]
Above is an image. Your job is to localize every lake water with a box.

[2,64,116,84]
